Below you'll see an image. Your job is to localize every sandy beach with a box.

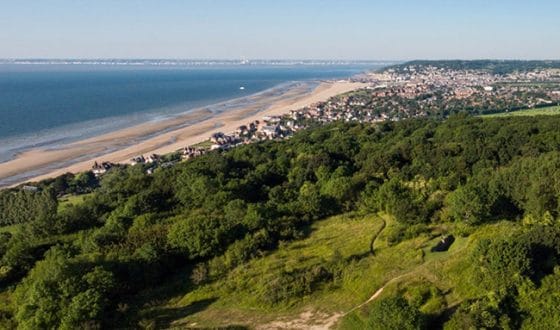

[0,80,367,187]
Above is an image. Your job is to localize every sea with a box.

[0,62,385,165]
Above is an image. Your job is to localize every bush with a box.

[444,296,516,330]
[385,223,430,246]
[403,282,446,316]
[376,179,430,224]
[470,238,532,290]
[366,296,427,330]
[13,247,116,329]
[260,264,334,305]
[167,211,230,259]
[190,263,209,285]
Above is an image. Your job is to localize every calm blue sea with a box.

[0,64,378,162]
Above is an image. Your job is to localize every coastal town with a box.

[92,63,560,176]
[6,0,560,327]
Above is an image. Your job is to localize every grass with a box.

[133,213,498,329]
[1,205,519,329]
[0,194,88,235]
[191,139,213,149]
[481,105,560,118]
[339,220,520,328]
[0,193,90,235]
[133,213,385,328]
[0,224,21,235]
[1,202,519,329]
[0,289,15,329]
[57,193,91,212]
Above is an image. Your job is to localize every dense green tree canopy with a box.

[3,114,560,328]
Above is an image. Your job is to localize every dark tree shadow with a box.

[428,304,459,330]
[346,251,372,262]
[145,297,218,328]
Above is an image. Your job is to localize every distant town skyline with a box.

[1,0,559,60]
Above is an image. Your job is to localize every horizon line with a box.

[1,58,560,62]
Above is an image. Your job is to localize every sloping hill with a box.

[131,213,486,329]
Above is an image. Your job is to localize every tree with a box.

[517,269,560,328]
[446,178,494,224]
[298,182,328,220]
[471,238,532,290]
[167,211,230,259]
[13,247,115,329]
[444,297,515,330]
[376,178,427,224]
[367,296,426,330]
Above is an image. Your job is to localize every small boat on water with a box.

[239,86,245,90]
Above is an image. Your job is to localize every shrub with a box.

[366,296,427,330]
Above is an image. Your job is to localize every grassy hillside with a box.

[3,116,560,329]
[57,193,91,212]
[339,221,516,329]
[481,105,560,117]
[132,213,512,329]
[132,213,385,328]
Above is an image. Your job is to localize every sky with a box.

[1,0,559,60]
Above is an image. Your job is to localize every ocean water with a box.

[0,64,378,163]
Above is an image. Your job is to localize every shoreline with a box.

[0,80,315,163]
[0,80,367,187]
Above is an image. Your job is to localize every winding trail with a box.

[343,272,409,317]
[335,228,472,328]
[258,216,470,329]
[342,215,411,317]
[256,216,390,330]
[258,216,392,329]
[369,216,387,255]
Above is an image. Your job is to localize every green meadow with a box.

[481,105,560,118]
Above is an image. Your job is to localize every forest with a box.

[2,114,560,328]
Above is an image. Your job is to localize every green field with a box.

[191,139,213,149]
[0,193,90,234]
[481,105,560,118]
[0,223,21,234]
[131,213,504,329]
[57,193,91,212]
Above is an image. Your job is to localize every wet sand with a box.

[0,81,367,187]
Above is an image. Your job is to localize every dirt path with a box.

[342,272,409,317]
[257,216,391,330]
[256,217,470,329]
[256,310,343,330]
[256,272,409,330]
[369,217,386,255]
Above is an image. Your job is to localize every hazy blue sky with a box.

[1,0,558,60]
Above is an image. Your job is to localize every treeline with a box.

[0,172,98,226]
[0,189,57,226]
[3,114,560,328]
[386,59,560,74]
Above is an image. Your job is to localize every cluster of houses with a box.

[369,65,560,104]
[91,154,171,176]
[338,65,560,119]
[209,132,242,150]
[291,99,392,124]
[206,117,301,151]
[91,161,115,177]
[130,154,160,165]
[90,65,560,177]
[181,146,207,159]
